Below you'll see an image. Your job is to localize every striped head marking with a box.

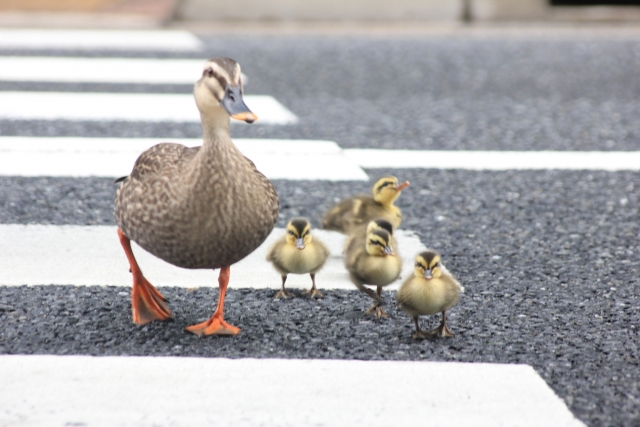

[414,250,442,280]
[286,217,312,249]
[367,218,394,235]
[194,58,256,123]
[366,229,395,257]
[372,176,410,205]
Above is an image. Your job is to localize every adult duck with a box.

[115,57,279,336]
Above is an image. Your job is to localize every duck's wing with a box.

[241,154,280,223]
[128,143,200,181]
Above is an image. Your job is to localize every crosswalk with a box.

[0,57,229,84]
[0,92,297,124]
[0,29,586,427]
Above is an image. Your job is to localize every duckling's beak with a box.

[395,181,410,192]
[221,85,258,123]
[296,238,305,250]
[423,269,433,280]
[384,246,395,256]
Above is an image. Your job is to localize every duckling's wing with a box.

[266,237,286,262]
[322,195,370,232]
[441,264,464,293]
[396,286,419,312]
[350,198,384,228]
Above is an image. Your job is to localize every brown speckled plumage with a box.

[322,176,408,234]
[115,60,279,272]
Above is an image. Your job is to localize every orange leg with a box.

[185,266,240,336]
[117,228,172,325]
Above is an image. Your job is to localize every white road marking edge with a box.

[0,355,585,427]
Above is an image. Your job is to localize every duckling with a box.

[345,227,402,318]
[115,58,279,336]
[266,218,330,299]
[322,176,410,234]
[397,250,463,339]
[344,218,398,257]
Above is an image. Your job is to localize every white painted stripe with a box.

[0,29,203,51]
[0,225,424,290]
[0,92,297,125]
[0,137,367,181]
[345,149,640,171]
[0,57,247,84]
[0,356,584,427]
[1,137,635,176]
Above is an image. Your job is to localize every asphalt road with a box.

[1,33,639,427]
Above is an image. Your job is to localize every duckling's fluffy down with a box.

[266,238,329,275]
[397,265,463,317]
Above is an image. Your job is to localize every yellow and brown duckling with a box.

[344,226,402,318]
[266,218,330,299]
[397,250,463,339]
[344,218,398,257]
[115,58,279,336]
[322,176,410,234]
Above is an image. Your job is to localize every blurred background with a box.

[1,0,640,28]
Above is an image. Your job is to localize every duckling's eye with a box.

[206,68,214,77]
[288,230,295,236]
[369,239,383,246]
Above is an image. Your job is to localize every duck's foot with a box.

[275,289,296,299]
[412,330,433,340]
[132,274,173,325]
[429,323,454,338]
[118,228,172,325]
[186,316,240,337]
[429,311,454,337]
[303,286,323,299]
[365,303,388,319]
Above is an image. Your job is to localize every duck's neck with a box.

[377,198,397,208]
[200,107,232,150]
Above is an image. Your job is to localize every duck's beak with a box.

[396,181,410,192]
[296,238,305,250]
[384,246,395,256]
[222,85,258,123]
[423,269,433,280]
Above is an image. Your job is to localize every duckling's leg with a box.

[185,266,240,336]
[429,311,454,338]
[412,316,431,339]
[364,286,388,318]
[302,273,323,298]
[275,275,296,299]
[117,228,172,325]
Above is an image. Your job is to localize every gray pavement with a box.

[1,31,640,427]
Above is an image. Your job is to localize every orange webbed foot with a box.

[186,316,240,337]
[131,274,173,325]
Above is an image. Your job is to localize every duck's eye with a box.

[227,88,235,102]
[206,68,214,77]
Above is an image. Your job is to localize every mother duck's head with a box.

[194,57,257,124]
